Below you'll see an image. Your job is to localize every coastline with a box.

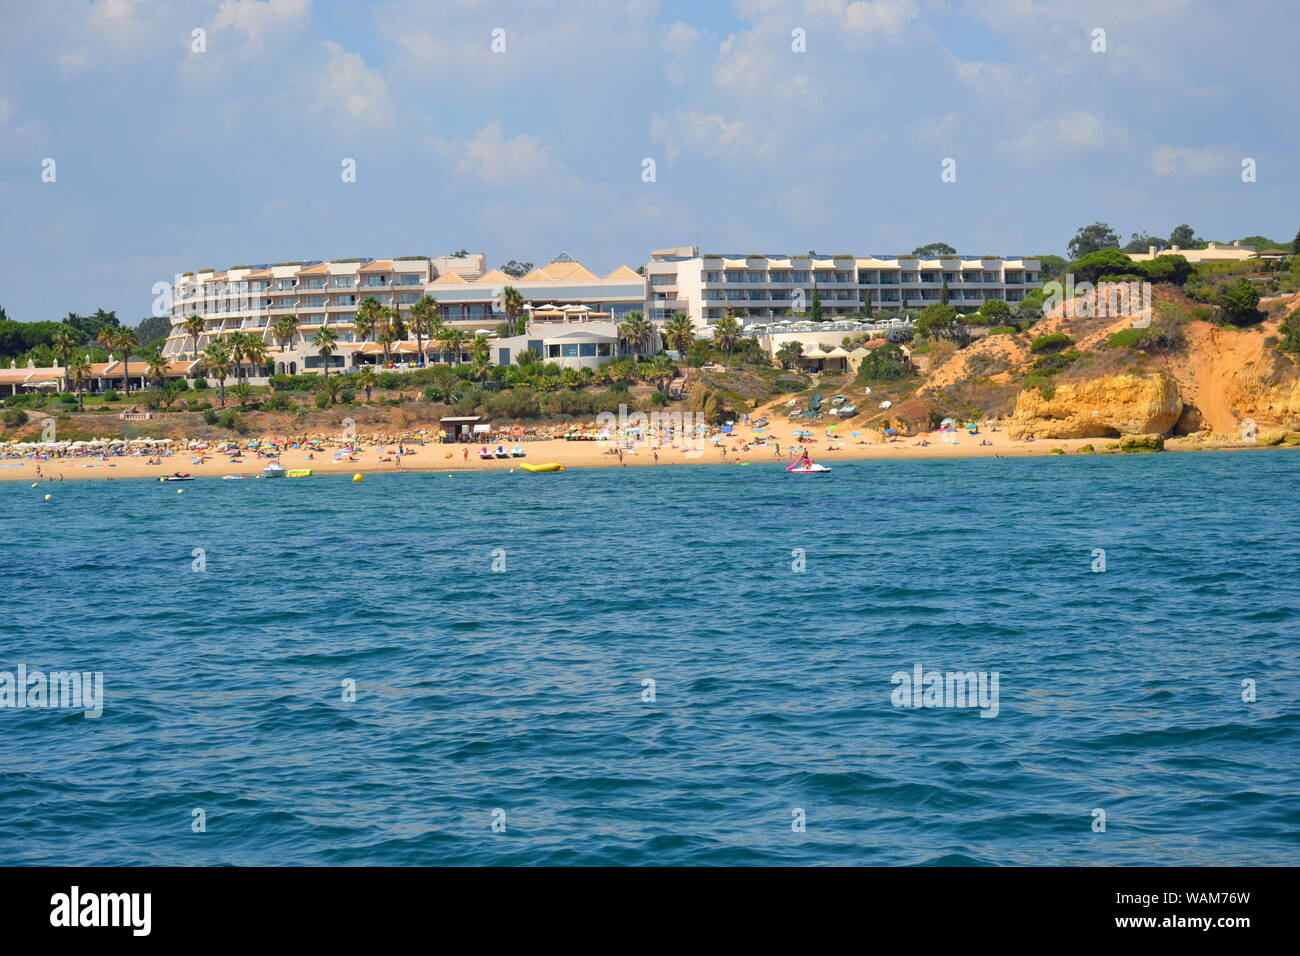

[1,419,1275,483]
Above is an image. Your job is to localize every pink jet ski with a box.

[786,457,831,474]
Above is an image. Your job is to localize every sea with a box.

[2,449,1297,866]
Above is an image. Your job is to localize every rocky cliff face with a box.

[1008,372,1183,439]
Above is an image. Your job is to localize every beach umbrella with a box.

[850,431,860,436]
[885,428,897,434]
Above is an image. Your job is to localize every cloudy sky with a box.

[1,0,1296,324]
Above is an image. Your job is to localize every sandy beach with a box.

[0,405,1239,484]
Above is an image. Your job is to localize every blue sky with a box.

[1,0,1297,324]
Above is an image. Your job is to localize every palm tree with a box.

[376,306,404,365]
[183,313,205,360]
[426,366,462,404]
[409,296,437,367]
[312,325,339,377]
[355,296,382,345]
[67,354,92,411]
[145,351,171,390]
[711,314,742,357]
[272,314,299,353]
[618,311,654,359]
[99,327,138,394]
[51,328,78,378]
[232,382,254,409]
[202,341,233,407]
[664,312,695,355]
[440,325,466,366]
[356,365,377,401]
[315,374,343,405]
[470,333,491,384]
[502,285,525,336]
[227,332,251,381]
[242,337,270,379]
[646,353,676,393]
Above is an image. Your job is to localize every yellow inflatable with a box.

[287,469,312,478]
[520,462,565,473]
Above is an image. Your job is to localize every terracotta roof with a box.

[605,265,641,280]
[432,271,469,285]
[299,263,330,275]
[474,269,513,283]
[359,260,393,272]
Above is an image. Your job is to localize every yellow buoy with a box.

[31,482,39,487]
[352,473,363,482]
[177,489,184,494]
[44,494,52,501]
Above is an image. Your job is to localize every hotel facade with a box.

[645,246,1043,326]
[162,252,645,374]
[160,245,1042,376]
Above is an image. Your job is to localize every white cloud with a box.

[212,0,311,48]
[1149,145,1237,178]
[442,122,552,185]
[651,110,774,164]
[1007,111,1113,160]
[314,41,391,127]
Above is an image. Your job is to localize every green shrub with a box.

[1278,309,1300,352]
[1119,433,1164,453]
[1030,332,1075,354]
[261,394,297,413]
[202,408,218,425]
[314,391,330,410]
[340,388,356,404]
[2,408,28,428]
[192,377,208,390]
[987,325,1017,335]
[1077,444,1096,454]
[104,389,121,402]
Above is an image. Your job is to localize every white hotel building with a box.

[163,252,645,374]
[645,246,1042,326]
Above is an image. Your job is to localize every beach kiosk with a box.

[439,416,484,443]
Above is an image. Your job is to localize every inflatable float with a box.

[520,462,565,473]
[286,469,312,478]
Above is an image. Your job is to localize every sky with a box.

[1,0,1297,325]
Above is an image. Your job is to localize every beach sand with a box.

[0,409,1160,483]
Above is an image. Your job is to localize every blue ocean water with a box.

[1,450,1298,866]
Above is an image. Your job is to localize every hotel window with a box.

[597,343,612,356]
[770,271,790,282]
[835,272,852,282]
[303,296,326,307]
[398,292,420,304]
[902,272,919,283]
[813,271,833,281]
[746,271,764,282]
[792,271,808,282]
[334,295,356,305]
[305,277,326,289]
[704,272,721,282]
[335,313,356,324]
[578,343,597,357]
[547,344,562,358]
[724,271,743,282]
[331,277,356,288]
[362,276,387,287]
[649,275,673,285]
[561,344,580,358]
[395,274,422,286]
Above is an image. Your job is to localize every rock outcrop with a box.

[1008,372,1182,439]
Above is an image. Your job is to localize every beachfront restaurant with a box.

[0,365,64,397]
[439,415,486,442]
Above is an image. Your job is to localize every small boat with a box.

[786,461,831,474]
[263,464,287,478]
[158,475,195,482]
[520,462,565,473]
